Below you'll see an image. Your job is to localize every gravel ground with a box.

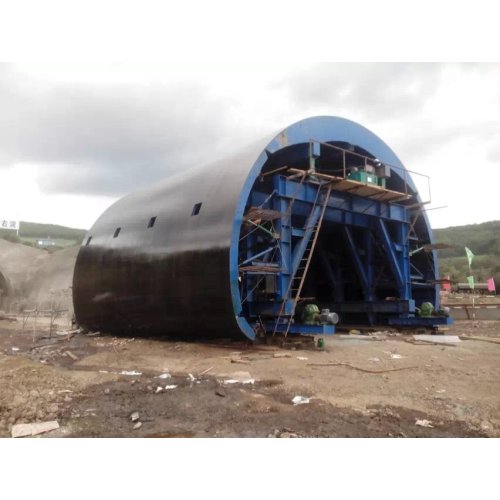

[1,317,499,437]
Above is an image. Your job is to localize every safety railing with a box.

[309,139,431,204]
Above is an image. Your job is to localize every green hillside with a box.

[19,221,87,241]
[0,221,87,248]
[434,221,500,285]
[1,218,498,285]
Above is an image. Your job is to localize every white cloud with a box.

[0,163,114,229]
[0,62,499,229]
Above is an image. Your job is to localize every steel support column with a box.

[374,218,409,300]
[343,226,370,295]
[273,176,292,309]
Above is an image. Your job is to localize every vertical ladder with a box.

[273,182,332,337]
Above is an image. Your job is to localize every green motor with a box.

[418,302,434,318]
[302,304,320,325]
[347,170,379,186]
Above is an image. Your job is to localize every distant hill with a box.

[1,219,498,286]
[0,221,87,248]
[18,221,87,241]
[434,221,500,285]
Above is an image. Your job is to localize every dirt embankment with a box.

[0,239,78,313]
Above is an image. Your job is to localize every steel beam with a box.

[374,218,407,298]
[267,322,335,335]
[291,205,321,273]
[239,246,276,266]
[273,176,292,305]
[343,226,370,295]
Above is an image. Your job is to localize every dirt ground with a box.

[1,316,499,438]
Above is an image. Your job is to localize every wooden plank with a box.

[239,265,281,273]
[287,168,410,202]
[413,334,461,345]
[459,335,500,345]
[12,421,60,438]
[244,207,283,221]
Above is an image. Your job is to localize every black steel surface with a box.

[73,141,266,337]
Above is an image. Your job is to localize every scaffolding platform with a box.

[239,264,282,274]
[287,168,412,203]
[244,207,283,222]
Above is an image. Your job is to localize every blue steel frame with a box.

[389,316,453,327]
[241,174,414,333]
[230,116,442,340]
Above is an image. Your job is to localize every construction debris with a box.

[336,334,380,341]
[307,362,418,374]
[133,422,142,430]
[279,431,299,438]
[156,373,172,379]
[64,350,79,361]
[222,371,255,385]
[120,370,142,376]
[56,328,81,335]
[415,419,434,428]
[12,420,60,438]
[215,388,226,397]
[198,366,213,376]
[292,396,310,405]
[273,352,292,358]
[460,335,500,345]
[413,335,461,345]
[130,411,140,422]
[164,385,178,390]
[231,357,250,364]
[223,378,255,385]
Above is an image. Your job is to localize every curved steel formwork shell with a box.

[73,116,440,339]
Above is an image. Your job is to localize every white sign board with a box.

[0,219,19,231]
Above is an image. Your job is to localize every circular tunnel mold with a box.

[73,116,439,339]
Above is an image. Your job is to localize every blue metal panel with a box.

[267,322,335,335]
[343,226,369,294]
[389,316,453,327]
[273,176,292,304]
[318,246,344,302]
[374,218,407,298]
[364,230,374,301]
[276,179,408,224]
[239,168,423,334]
[332,301,412,313]
[397,219,411,307]
[291,205,321,273]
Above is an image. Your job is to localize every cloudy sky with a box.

[0,62,499,230]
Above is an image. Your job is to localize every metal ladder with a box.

[273,181,333,337]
